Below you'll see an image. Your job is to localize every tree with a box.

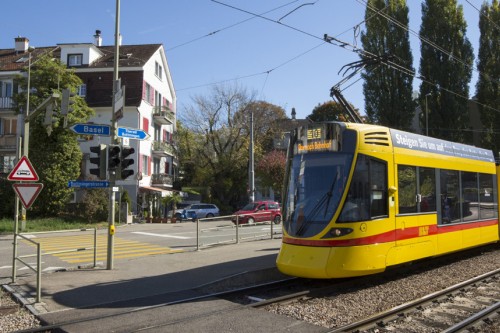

[308,101,357,122]
[179,84,287,211]
[13,54,93,217]
[256,150,286,200]
[180,83,253,211]
[163,192,183,215]
[419,0,474,142]
[361,0,415,129]
[476,0,500,152]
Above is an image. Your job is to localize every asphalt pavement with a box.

[2,228,285,310]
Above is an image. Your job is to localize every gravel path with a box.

[0,288,40,333]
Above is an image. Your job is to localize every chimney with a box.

[94,30,102,46]
[14,36,29,53]
[291,107,296,120]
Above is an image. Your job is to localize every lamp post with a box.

[425,93,431,136]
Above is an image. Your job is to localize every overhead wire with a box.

[356,0,498,87]
[355,0,500,114]
[166,0,301,52]
[464,0,500,32]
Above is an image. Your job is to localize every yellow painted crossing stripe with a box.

[22,234,182,264]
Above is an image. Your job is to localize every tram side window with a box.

[419,167,436,212]
[397,165,436,214]
[398,165,417,214]
[479,174,498,220]
[338,154,387,222]
[461,172,478,222]
[440,170,460,224]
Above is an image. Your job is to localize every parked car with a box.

[176,203,220,221]
[232,201,281,225]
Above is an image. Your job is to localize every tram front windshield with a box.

[283,124,356,238]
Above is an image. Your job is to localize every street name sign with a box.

[117,126,150,140]
[13,183,44,209]
[70,123,111,136]
[8,156,39,181]
[68,181,110,188]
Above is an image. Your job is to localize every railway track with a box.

[325,268,500,333]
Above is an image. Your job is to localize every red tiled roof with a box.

[0,44,161,72]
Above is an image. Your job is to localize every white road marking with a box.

[132,231,190,239]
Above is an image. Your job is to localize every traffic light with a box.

[60,88,75,115]
[120,146,135,180]
[108,145,121,170]
[89,144,107,180]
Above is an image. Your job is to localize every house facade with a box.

[0,34,177,216]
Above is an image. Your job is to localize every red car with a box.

[232,201,281,225]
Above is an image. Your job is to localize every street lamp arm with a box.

[25,92,60,122]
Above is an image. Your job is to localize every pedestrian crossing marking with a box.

[22,234,182,264]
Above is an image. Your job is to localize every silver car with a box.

[175,203,220,220]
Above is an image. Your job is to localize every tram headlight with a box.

[326,227,354,238]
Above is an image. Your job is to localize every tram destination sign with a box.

[390,129,494,162]
[70,123,111,136]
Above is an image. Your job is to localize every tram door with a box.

[393,165,437,263]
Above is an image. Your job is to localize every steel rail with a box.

[326,268,500,333]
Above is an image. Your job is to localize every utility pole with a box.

[107,0,120,270]
[249,109,255,203]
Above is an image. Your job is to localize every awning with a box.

[139,186,172,197]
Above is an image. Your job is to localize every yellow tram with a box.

[276,122,500,278]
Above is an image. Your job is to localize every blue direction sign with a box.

[117,126,150,140]
[70,123,111,136]
[68,181,110,188]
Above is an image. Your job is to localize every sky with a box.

[0,0,486,120]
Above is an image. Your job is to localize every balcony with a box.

[151,173,173,187]
[152,140,175,157]
[0,97,14,110]
[152,106,175,125]
[0,135,17,152]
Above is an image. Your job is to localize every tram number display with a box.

[296,124,340,154]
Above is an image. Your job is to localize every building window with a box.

[68,54,83,66]
[145,83,152,104]
[0,155,16,174]
[78,84,87,97]
[155,61,163,80]
[142,155,149,175]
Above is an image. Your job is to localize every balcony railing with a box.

[0,97,14,109]
[151,173,173,187]
[152,140,175,157]
[0,135,17,151]
[152,106,175,125]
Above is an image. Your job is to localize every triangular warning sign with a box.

[8,156,39,181]
[13,183,44,209]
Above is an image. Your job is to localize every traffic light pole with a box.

[107,0,121,270]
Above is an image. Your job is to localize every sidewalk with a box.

[3,237,286,315]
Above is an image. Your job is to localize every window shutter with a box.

[143,117,149,133]
[148,156,152,176]
[149,87,155,105]
[142,81,146,101]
